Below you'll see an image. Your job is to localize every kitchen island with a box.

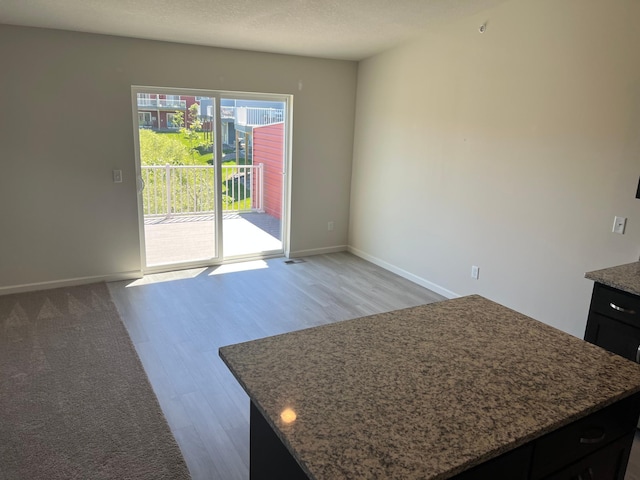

[219,295,640,479]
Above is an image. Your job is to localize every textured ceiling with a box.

[0,0,508,60]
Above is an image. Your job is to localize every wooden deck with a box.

[144,212,282,266]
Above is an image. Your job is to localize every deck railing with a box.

[220,106,284,126]
[235,107,284,126]
[138,97,187,109]
[141,164,263,218]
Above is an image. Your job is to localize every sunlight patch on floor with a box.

[208,260,269,275]
[126,267,209,287]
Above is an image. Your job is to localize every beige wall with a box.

[350,0,640,337]
[0,25,357,291]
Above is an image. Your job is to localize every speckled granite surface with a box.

[219,295,640,480]
[585,261,640,296]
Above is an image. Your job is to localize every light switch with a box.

[612,216,627,234]
[113,169,123,183]
[471,265,480,279]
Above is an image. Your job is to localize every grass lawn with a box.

[157,131,213,165]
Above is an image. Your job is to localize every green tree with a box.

[187,103,202,132]
[139,129,190,166]
[171,110,184,129]
[178,104,206,164]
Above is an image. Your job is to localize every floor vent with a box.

[284,259,306,265]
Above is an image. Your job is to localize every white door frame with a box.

[131,86,292,273]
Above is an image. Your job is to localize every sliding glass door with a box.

[132,87,290,272]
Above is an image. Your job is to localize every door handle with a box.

[635,344,640,363]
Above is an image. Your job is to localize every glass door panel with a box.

[220,97,286,258]
[133,89,220,270]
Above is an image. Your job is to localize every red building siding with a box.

[252,122,284,219]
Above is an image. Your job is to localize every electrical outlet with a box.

[113,169,123,183]
[612,216,626,234]
[471,265,480,279]
[328,221,334,231]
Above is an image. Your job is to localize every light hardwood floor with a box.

[108,252,445,479]
[107,252,640,480]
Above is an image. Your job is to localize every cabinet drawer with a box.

[531,395,640,479]
[542,432,634,480]
[590,284,640,327]
[584,312,640,362]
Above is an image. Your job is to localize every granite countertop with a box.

[585,261,640,296]
[219,295,640,480]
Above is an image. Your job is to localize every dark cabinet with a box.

[452,444,531,479]
[585,283,640,363]
[531,394,639,479]
[581,282,640,480]
[585,312,640,361]
[542,433,633,480]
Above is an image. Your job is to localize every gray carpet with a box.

[0,283,191,480]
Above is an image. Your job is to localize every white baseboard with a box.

[347,246,460,299]
[288,245,348,258]
[0,271,143,296]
